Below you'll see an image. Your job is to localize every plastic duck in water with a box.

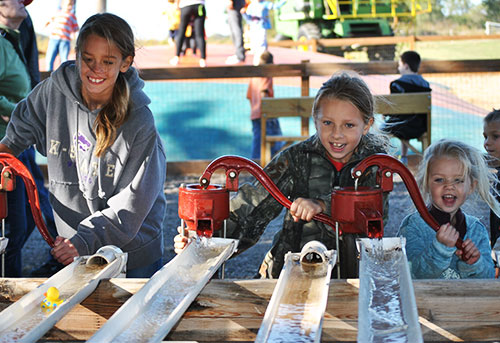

[41,287,64,313]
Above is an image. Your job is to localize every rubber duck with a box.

[41,286,64,313]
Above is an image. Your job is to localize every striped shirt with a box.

[47,10,79,41]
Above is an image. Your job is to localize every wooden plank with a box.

[375,93,431,115]
[40,60,500,82]
[268,34,500,49]
[2,278,500,342]
[261,97,313,118]
[266,136,308,142]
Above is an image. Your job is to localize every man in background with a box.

[225,0,246,64]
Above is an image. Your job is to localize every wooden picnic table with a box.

[0,278,499,342]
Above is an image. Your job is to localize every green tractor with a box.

[273,0,431,60]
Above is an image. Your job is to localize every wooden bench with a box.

[260,93,432,166]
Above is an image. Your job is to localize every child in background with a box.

[175,71,393,279]
[241,0,287,65]
[44,0,79,71]
[164,0,180,46]
[398,139,499,279]
[381,50,431,165]
[483,109,500,249]
[247,50,283,159]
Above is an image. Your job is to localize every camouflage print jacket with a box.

[226,134,389,279]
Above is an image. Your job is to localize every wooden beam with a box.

[40,60,500,81]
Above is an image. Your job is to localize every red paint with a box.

[178,184,229,238]
[0,153,54,247]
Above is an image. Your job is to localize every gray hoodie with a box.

[1,61,166,270]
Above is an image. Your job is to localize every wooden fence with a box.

[268,34,500,53]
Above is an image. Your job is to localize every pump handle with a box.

[200,155,337,229]
[0,153,55,247]
[352,154,464,250]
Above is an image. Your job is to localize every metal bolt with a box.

[385,171,392,178]
[229,171,236,179]
[355,170,362,177]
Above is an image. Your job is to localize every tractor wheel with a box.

[367,44,396,61]
[297,23,321,51]
[274,33,292,42]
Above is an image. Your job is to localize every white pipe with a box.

[88,237,238,343]
[255,241,336,343]
[0,246,127,343]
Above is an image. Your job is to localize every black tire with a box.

[297,22,321,51]
[274,33,292,42]
[367,44,396,61]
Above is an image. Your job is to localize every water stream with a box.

[359,239,418,343]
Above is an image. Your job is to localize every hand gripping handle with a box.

[352,154,463,250]
[199,155,337,229]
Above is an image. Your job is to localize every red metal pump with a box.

[178,154,462,250]
[0,153,54,247]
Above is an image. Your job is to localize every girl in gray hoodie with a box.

[0,13,167,277]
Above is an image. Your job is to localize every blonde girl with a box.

[399,139,500,279]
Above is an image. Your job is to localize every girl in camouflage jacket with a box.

[175,71,392,278]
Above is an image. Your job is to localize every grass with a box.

[343,38,500,62]
[413,39,500,60]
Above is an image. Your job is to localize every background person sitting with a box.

[381,50,431,165]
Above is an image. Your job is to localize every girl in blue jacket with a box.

[399,139,500,279]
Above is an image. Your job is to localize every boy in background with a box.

[164,0,180,46]
[45,0,79,71]
[246,50,284,159]
[381,50,431,164]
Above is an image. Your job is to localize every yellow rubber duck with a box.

[41,286,64,313]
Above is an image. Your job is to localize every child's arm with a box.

[271,0,287,10]
[398,215,456,279]
[224,149,299,254]
[456,239,480,264]
[456,219,495,278]
[436,222,460,247]
[290,198,325,222]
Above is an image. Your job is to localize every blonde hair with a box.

[312,71,393,154]
[417,138,500,217]
[75,13,135,157]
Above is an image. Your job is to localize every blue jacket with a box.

[243,0,286,30]
[398,211,494,279]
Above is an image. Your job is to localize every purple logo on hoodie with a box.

[74,132,91,153]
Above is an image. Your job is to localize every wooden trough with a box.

[0,277,499,342]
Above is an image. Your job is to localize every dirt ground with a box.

[20,170,491,279]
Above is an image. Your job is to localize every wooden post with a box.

[410,35,416,50]
[311,39,318,52]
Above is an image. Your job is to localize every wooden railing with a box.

[268,34,500,53]
[40,59,500,85]
[260,93,432,166]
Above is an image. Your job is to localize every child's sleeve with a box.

[457,220,495,278]
[225,149,296,254]
[271,0,287,9]
[70,13,79,33]
[398,214,456,279]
